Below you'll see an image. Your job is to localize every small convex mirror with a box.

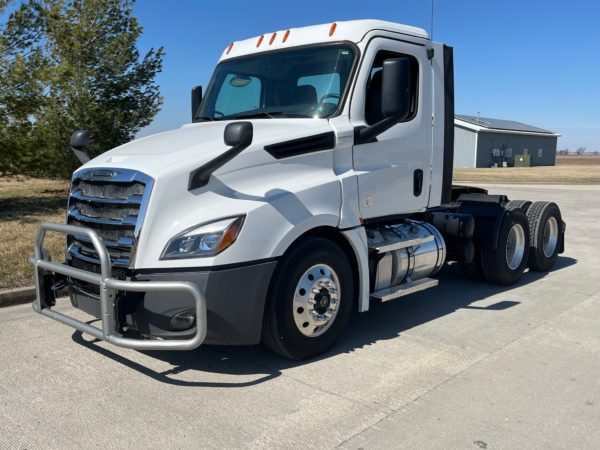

[70,130,90,151]
[224,121,253,147]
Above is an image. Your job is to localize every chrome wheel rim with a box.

[506,223,526,270]
[292,264,340,337]
[543,216,559,258]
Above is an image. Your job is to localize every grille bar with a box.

[74,234,134,248]
[70,188,143,205]
[68,207,138,227]
[66,168,153,270]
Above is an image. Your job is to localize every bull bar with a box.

[28,222,206,350]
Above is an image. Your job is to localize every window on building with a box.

[505,148,513,157]
[523,148,529,156]
[537,148,543,158]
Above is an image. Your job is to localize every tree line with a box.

[0,0,163,178]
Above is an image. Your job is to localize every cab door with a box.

[351,37,432,219]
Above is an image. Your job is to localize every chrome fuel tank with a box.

[367,220,446,292]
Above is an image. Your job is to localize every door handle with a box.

[413,169,423,196]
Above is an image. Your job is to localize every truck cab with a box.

[30,20,565,359]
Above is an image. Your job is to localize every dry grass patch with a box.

[0,176,69,290]
[454,155,600,184]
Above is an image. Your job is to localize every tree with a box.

[0,0,163,178]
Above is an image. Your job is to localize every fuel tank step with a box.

[370,277,439,302]
[372,235,435,254]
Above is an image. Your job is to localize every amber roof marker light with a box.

[282,29,290,42]
[256,35,264,47]
[225,43,234,54]
[269,32,277,45]
[329,22,337,36]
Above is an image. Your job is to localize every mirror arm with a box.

[354,112,407,145]
[188,122,253,191]
[188,142,248,191]
[71,147,91,165]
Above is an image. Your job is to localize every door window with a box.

[364,50,419,125]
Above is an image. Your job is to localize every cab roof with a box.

[220,19,429,60]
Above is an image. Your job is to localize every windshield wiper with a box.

[226,111,280,120]
[194,115,219,122]
[227,111,312,120]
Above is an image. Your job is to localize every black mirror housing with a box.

[188,121,254,190]
[224,121,253,147]
[70,129,90,151]
[191,86,202,122]
[381,58,412,120]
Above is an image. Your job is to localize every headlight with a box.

[160,216,245,260]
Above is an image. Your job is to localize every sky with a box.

[134,1,595,151]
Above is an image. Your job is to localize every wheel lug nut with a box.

[312,288,320,294]
[308,299,316,305]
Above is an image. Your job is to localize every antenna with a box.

[430,0,434,42]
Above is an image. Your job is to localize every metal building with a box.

[453,115,560,168]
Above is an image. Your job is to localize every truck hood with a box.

[80,119,334,178]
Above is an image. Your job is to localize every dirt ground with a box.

[0,176,69,289]
[453,155,600,184]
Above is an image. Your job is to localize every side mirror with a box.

[191,86,202,122]
[224,121,253,147]
[381,58,413,120]
[70,129,89,150]
[70,130,90,164]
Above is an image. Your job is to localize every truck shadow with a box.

[0,195,67,222]
[71,256,577,388]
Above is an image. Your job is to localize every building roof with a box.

[455,115,560,137]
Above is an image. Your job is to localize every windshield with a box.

[196,44,356,121]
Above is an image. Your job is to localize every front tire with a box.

[262,237,353,360]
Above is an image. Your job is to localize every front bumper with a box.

[30,222,207,351]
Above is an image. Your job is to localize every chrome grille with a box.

[66,168,154,269]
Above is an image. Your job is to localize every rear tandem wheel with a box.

[480,209,531,285]
[526,201,563,272]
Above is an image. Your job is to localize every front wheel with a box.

[262,237,354,360]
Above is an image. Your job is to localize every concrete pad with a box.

[1,184,599,449]
[344,294,600,449]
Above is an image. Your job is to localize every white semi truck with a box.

[30,20,565,359]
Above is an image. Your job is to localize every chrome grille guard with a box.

[29,222,206,351]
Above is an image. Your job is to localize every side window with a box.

[364,50,419,125]
[215,74,261,116]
